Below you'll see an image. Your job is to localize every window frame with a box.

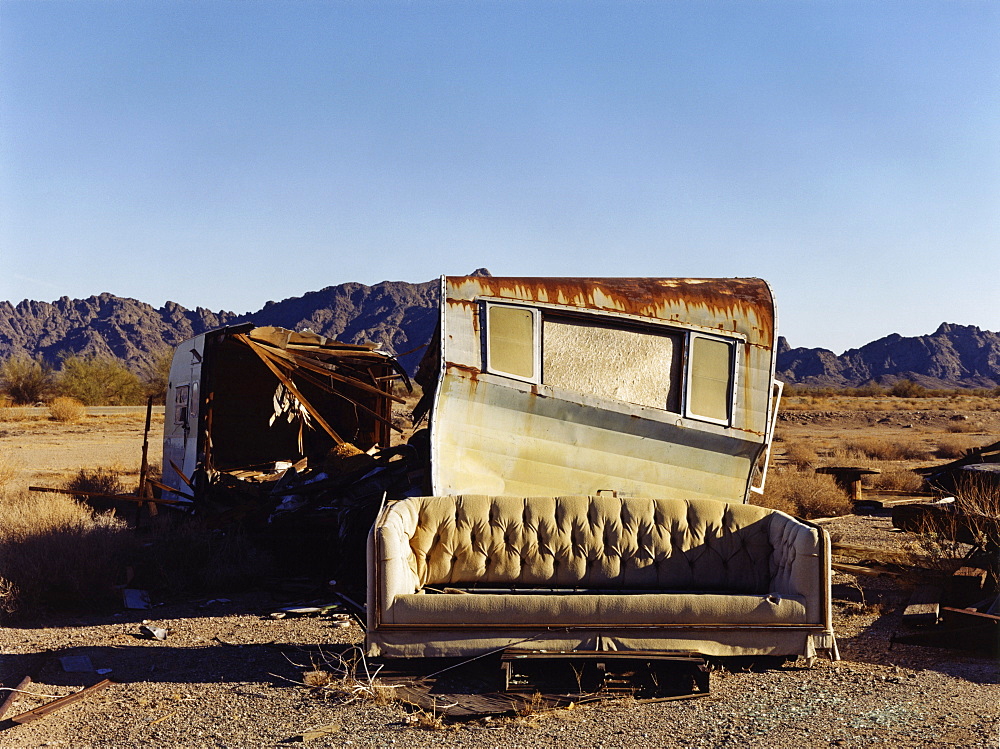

[684,332,738,426]
[482,302,541,384]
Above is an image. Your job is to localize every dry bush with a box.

[754,468,851,519]
[783,442,819,469]
[952,474,1000,524]
[48,396,86,422]
[297,645,401,708]
[910,476,1000,577]
[934,436,979,460]
[868,468,925,493]
[0,486,139,618]
[65,466,126,514]
[945,420,981,433]
[840,436,929,462]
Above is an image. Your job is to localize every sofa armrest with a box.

[368,500,423,628]
[768,513,826,624]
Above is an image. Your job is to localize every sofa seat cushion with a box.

[388,591,808,627]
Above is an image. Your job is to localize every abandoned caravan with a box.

[161,276,838,663]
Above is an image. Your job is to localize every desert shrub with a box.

[868,468,925,493]
[0,486,139,618]
[65,466,127,515]
[945,419,981,433]
[55,354,146,406]
[889,379,928,398]
[48,395,86,422]
[140,348,173,404]
[783,442,819,469]
[754,468,851,519]
[934,436,978,460]
[840,436,929,462]
[0,354,52,405]
[911,475,1000,577]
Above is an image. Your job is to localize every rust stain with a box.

[447,276,775,346]
[446,362,481,380]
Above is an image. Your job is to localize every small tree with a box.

[140,348,173,404]
[889,379,927,398]
[0,354,52,404]
[56,355,146,406]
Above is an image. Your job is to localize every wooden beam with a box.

[234,334,345,445]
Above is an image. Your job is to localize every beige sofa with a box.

[366,495,838,660]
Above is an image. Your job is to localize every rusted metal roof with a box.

[445,276,775,346]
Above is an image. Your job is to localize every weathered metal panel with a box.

[431,276,778,502]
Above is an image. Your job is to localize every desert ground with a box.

[0,399,997,747]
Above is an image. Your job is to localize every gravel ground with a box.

[0,514,996,748]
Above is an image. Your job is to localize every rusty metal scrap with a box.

[6,679,114,725]
[0,677,32,721]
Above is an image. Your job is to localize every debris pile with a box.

[161,325,427,587]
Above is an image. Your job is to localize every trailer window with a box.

[174,385,190,425]
[485,304,538,381]
[687,335,735,423]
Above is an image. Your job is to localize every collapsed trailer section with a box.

[162,324,409,504]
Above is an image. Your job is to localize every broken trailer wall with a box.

[428,277,778,502]
[162,324,401,500]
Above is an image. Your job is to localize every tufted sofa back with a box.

[389,495,790,594]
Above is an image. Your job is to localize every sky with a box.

[1,1,997,353]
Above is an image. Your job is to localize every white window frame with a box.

[750,379,783,494]
[684,332,738,426]
[483,302,541,384]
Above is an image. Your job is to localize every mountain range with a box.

[1,274,998,388]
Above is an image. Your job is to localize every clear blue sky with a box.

[1,1,997,353]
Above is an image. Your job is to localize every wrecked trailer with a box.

[368,276,838,662]
[160,323,415,576]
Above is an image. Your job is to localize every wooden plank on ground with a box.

[902,585,941,626]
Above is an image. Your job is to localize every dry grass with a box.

[838,436,930,462]
[945,419,983,433]
[783,442,819,469]
[0,485,138,617]
[0,405,36,422]
[934,435,983,460]
[0,464,270,619]
[867,468,925,493]
[0,448,22,488]
[48,396,86,422]
[297,645,402,708]
[754,468,852,519]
